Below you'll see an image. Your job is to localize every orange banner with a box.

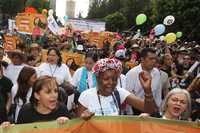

[1,116,199,133]
[3,35,17,51]
[41,49,84,66]
[16,13,47,34]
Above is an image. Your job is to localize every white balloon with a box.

[159,35,165,41]
[163,15,175,26]
[48,9,54,16]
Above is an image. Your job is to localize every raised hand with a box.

[139,71,152,93]
[57,117,69,125]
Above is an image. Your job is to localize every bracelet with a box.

[145,97,154,102]
[144,93,153,97]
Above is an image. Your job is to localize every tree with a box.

[0,0,25,27]
[25,0,50,11]
[157,0,200,41]
[0,0,25,18]
[78,12,83,19]
[104,12,127,32]
[87,0,109,19]
[150,0,158,26]
[87,0,200,41]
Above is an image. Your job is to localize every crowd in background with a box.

[0,28,199,127]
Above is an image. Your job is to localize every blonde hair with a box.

[161,88,191,119]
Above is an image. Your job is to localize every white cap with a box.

[132,44,139,48]
[115,49,126,59]
[77,45,84,51]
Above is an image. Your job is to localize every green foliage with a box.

[104,12,127,32]
[88,0,200,41]
[157,0,200,41]
[151,0,158,25]
[25,0,43,9]
[25,0,50,12]
[0,0,25,17]
[87,0,109,19]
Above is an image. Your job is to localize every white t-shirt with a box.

[117,74,126,89]
[37,63,72,85]
[11,84,32,122]
[4,64,26,84]
[78,87,131,116]
[126,64,162,106]
[71,67,95,89]
[160,70,170,91]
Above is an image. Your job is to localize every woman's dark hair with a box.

[85,51,98,62]
[47,47,62,67]
[30,76,59,106]
[14,67,36,104]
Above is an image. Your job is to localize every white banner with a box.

[8,19,16,32]
[66,19,105,32]
[47,16,60,35]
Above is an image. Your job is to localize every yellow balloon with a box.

[165,33,176,44]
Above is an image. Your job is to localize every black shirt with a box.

[0,93,7,124]
[17,103,70,124]
[0,76,12,124]
[0,76,13,104]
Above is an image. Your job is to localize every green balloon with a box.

[176,32,183,38]
[136,14,147,25]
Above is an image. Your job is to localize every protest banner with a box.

[3,35,17,51]
[41,49,84,66]
[16,13,47,34]
[47,16,60,35]
[8,19,16,32]
[66,19,105,32]
[0,116,199,133]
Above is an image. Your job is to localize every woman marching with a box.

[78,58,158,119]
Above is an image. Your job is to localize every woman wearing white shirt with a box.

[37,47,72,85]
[78,58,158,119]
[71,52,98,93]
[4,50,26,84]
[140,88,194,123]
[160,88,191,120]
[11,66,37,122]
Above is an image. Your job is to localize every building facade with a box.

[49,0,56,11]
[66,0,76,18]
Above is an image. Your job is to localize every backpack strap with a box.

[113,89,121,115]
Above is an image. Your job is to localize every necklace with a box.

[49,64,58,77]
[97,90,120,116]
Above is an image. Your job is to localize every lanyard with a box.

[97,91,120,116]
[119,77,122,88]
[49,64,58,77]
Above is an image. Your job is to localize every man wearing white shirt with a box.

[126,48,162,114]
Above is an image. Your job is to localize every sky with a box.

[56,0,89,18]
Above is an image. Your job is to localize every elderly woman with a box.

[78,58,158,119]
[161,88,191,120]
[141,88,192,121]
